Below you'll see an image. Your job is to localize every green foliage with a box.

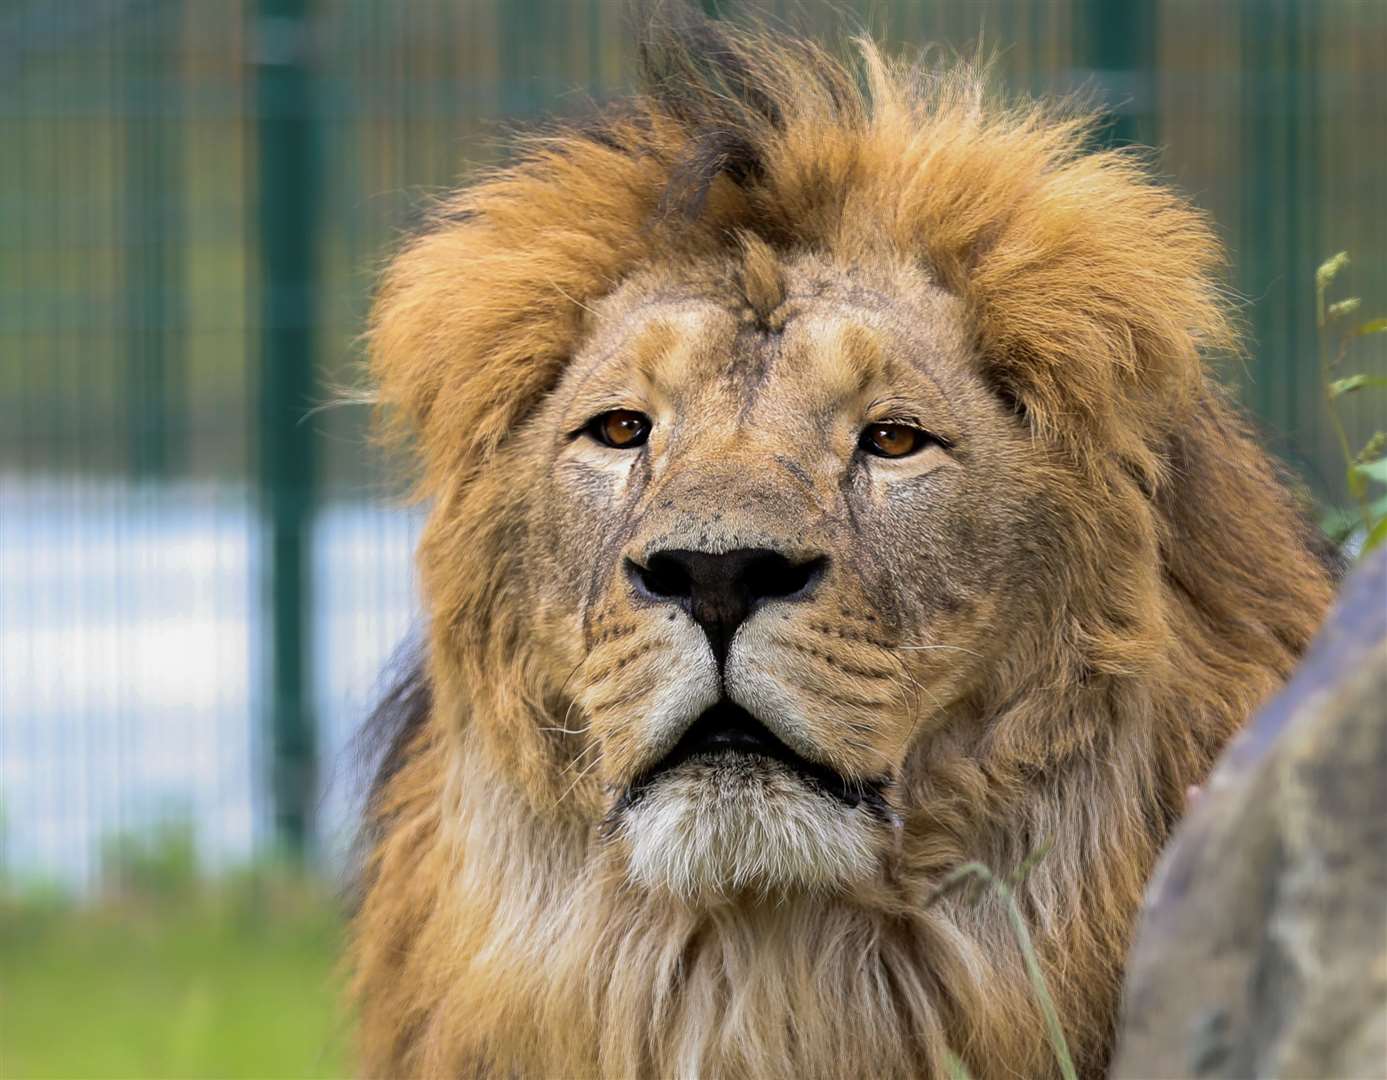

[1329,374,1387,397]
[1317,251,1387,555]
[100,818,200,899]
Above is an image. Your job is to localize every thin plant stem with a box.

[1318,273,1369,526]
[926,859,1078,1080]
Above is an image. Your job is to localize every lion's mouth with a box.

[617,699,892,817]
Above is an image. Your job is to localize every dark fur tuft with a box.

[360,635,432,804]
[635,3,860,218]
[345,634,432,913]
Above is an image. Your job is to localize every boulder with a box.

[1112,546,1387,1079]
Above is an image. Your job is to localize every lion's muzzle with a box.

[615,698,892,818]
[608,694,898,898]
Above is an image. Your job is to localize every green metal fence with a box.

[2,0,1383,890]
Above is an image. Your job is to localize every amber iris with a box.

[589,409,652,448]
[860,423,929,458]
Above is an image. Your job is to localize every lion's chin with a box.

[614,757,884,900]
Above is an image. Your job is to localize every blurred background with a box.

[1,1,1382,1075]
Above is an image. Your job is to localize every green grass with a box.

[0,878,348,1079]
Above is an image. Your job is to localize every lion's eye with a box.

[587,409,652,449]
[859,423,933,458]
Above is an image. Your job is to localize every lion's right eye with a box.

[859,422,938,459]
[585,409,652,449]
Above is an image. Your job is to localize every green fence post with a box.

[1240,0,1322,477]
[252,0,320,861]
[122,13,184,479]
[500,0,548,118]
[1078,0,1158,150]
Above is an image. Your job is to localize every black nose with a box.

[626,547,826,664]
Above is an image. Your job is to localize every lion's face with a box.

[519,250,1050,899]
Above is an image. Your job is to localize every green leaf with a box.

[1329,375,1387,398]
[1328,297,1361,320]
[1316,251,1350,288]
[1364,515,1387,554]
[1359,432,1387,464]
[1322,493,1387,544]
[1358,318,1387,337]
[1351,457,1387,487]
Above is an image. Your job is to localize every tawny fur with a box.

[351,18,1336,1080]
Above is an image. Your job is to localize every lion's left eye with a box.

[859,423,933,458]
[586,409,652,449]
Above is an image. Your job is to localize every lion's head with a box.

[353,16,1337,1079]
[530,248,1059,899]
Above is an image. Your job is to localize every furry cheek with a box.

[728,615,916,780]
[577,614,721,792]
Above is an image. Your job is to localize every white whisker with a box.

[898,643,983,658]
[560,740,602,777]
[556,753,604,805]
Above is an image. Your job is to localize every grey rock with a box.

[1112,547,1387,1080]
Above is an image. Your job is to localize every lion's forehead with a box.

[570,262,974,428]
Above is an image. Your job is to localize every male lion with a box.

[351,16,1337,1080]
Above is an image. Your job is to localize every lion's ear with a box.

[367,224,574,488]
[957,147,1238,471]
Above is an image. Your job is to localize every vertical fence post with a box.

[1240,0,1322,471]
[252,0,319,860]
[123,13,184,480]
[1077,0,1158,150]
[499,0,547,118]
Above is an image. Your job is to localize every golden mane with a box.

[353,14,1337,1078]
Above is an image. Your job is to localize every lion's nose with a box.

[626,547,827,664]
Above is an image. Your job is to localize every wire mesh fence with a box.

[2,0,1383,894]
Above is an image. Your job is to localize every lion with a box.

[350,14,1338,1079]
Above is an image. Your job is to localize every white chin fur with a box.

[616,758,880,900]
